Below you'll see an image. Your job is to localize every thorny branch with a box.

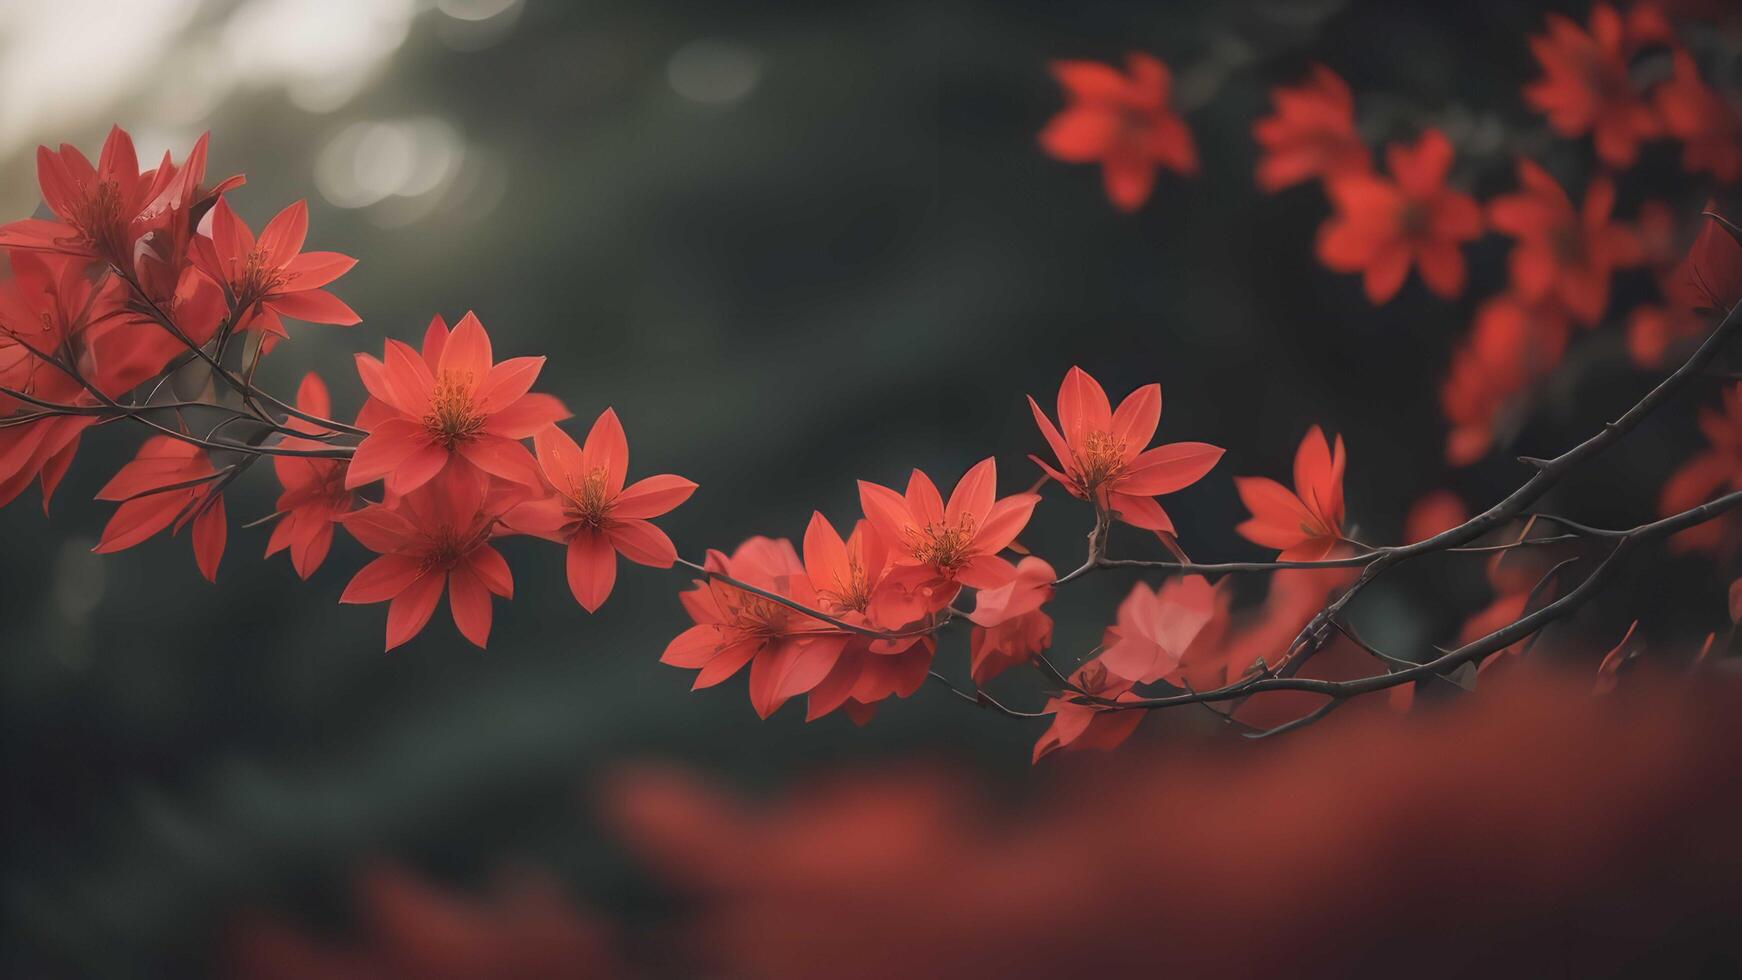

[8,221,1736,740]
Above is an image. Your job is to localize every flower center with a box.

[1397,200,1431,239]
[906,514,978,571]
[719,587,791,637]
[817,554,871,612]
[1550,224,1588,267]
[419,523,483,572]
[1071,430,1128,492]
[71,180,126,258]
[565,466,615,529]
[422,371,484,447]
[236,248,287,306]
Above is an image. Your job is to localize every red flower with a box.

[1524,3,1664,168]
[0,249,126,354]
[1487,160,1641,326]
[1038,53,1198,212]
[1673,205,1742,317]
[1028,366,1223,535]
[93,435,227,581]
[802,512,938,720]
[265,373,353,579]
[965,555,1055,685]
[1032,660,1144,762]
[348,311,568,495]
[339,463,516,650]
[1097,574,1219,684]
[1656,50,1742,184]
[1441,292,1573,465]
[1660,382,1742,557]
[858,458,1039,591]
[191,198,358,339]
[0,126,172,262]
[660,537,849,719]
[507,409,696,612]
[1316,129,1483,303]
[1253,64,1370,192]
[1235,425,1347,561]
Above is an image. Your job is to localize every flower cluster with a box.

[4,2,1739,768]
[662,365,1224,738]
[1045,7,1737,474]
[0,127,694,652]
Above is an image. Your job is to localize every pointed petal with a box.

[945,457,997,524]
[608,518,677,568]
[447,565,494,648]
[341,553,426,603]
[437,311,493,386]
[566,530,617,612]
[1109,383,1162,456]
[384,571,445,650]
[1058,366,1113,443]
[613,473,697,519]
[581,408,628,495]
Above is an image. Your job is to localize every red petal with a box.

[384,571,444,650]
[566,530,617,612]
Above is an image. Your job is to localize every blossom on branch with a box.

[192,198,358,340]
[1097,574,1219,685]
[348,311,568,495]
[339,464,516,650]
[505,409,696,612]
[965,555,1055,685]
[265,373,353,579]
[661,537,850,719]
[93,435,227,581]
[858,458,1039,593]
[1235,425,1348,561]
[1028,366,1223,535]
[1032,660,1143,761]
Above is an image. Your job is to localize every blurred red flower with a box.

[1253,64,1370,192]
[1655,49,1742,184]
[1039,53,1198,211]
[608,672,1742,980]
[1660,382,1742,558]
[1523,3,1667,168]
[1440,292,1573,465]
[1487,160,1641,326]
[1316,129,1482,303]
[965,555,1055,685]
[230,863,622,980]
[1097,574,1218,684]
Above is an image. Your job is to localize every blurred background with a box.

[2,0,1737,976]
